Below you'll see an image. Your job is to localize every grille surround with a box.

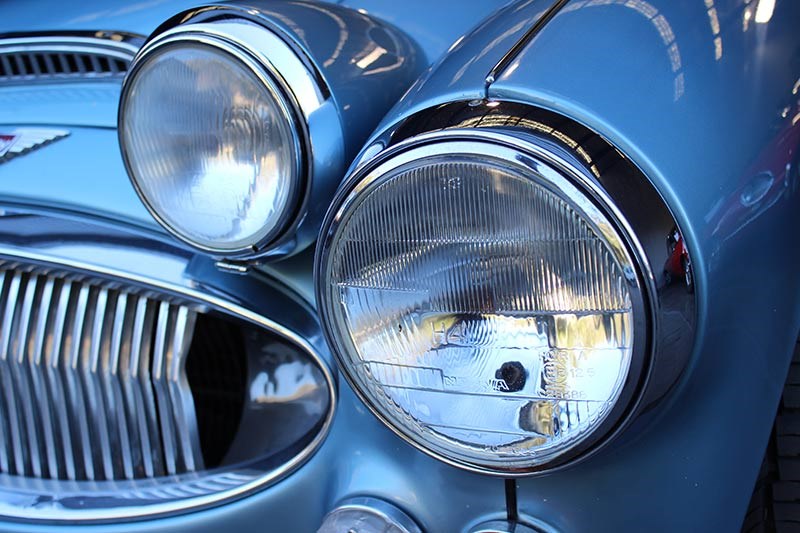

[0,33,141,83]
[0,224,335,523]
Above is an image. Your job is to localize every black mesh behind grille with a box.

[185,314,247,468]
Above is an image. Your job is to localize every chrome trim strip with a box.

[0,35,141,59]
[0,238,336,522]
[484,0,569,90]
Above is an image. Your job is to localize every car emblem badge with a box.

[0,128,70,164]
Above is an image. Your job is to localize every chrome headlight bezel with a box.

[118,14,342,260]
[315,128,655,476]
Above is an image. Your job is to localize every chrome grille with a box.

[0,267,203,481]
[0,51,128,81]
[0,34,139,83]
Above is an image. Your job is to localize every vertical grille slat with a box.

[56,53,69,75]
[41,53,56,76]
[107,55,119,74]
[29,53,43,76]
[127,297,162,478]
[0,384,8,475]
[12,55,26,77]
[0,267,201,482]
[48,280,76,480]
[153,302,178,476]
[14,274,42,477]
[0,272,15,474]
[88,54,102,75]
[84,288,114,480]
[167,306,202,473]
[105,292,134,480]
[65,284,95,480]
[0,55,12,77]
[29,277,59,479]
[0,273,24,476]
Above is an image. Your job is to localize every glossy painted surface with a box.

[0,0,796,531]
[0,3,519,527]
[324,0,800,529]
[486,1,800,530]
[354,0,560,166]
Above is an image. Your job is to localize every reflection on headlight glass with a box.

[123,43,299,251]
[322,155,635,470]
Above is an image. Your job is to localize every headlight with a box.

[316,129,650,474]
[119,19,319,258]
[120,39,301,253]
[120,4,424,260]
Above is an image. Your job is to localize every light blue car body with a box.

[0,0,798,531]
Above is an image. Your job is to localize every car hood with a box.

[0,0,203,37]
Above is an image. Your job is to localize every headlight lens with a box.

[120,39,302,253]
[318,133,647,473]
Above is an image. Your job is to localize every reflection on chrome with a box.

[249,360,326,404]
[755,0,776,23]
[704,0,723,60]
[663,226,693,293]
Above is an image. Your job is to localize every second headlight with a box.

[120,35,302,254]
[119,16,330,260]
[316,129,651,475]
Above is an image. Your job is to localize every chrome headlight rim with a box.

[315,128,655,476]
[119,14,340,260]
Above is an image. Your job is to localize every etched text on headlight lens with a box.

[319,137,644,473]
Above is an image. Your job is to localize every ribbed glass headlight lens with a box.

[120,40,302,253]
[318,134,647,473]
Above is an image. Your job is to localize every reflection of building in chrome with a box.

[704,0,723,61]
[560,0,685,101]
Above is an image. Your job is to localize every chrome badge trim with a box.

[0,129,69,164]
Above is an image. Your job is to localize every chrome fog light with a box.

[316,129,650,474]
[318,497,422,533]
